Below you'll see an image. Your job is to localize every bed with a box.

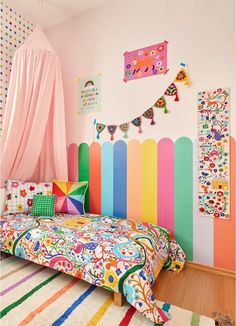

[0,213,186,324]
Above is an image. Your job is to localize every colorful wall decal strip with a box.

[158,138,174,235]
[78,143,90,212]
[127,140,141,221]
[141,139,157,225]
[113,141,127,218]
[193,140,214,266]
[89,142,101,214]
[174,137,193,260]
[197,88,230,219]
[68,143,78,182]
[214,137,235,270]
[101,142,114,216]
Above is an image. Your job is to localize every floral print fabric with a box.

[4,180,52,214]
[0,213,185,324]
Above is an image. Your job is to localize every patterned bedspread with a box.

[0,213,186,324]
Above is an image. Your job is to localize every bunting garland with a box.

[164,83,179,101]
[154,96,168,113]
[119,123,130,138]
[107,125,117,141]
[143,108,155,125]
[96,123,106,139]
[131,117,143,133]
[174,64,191,86]
[95,64,190,141]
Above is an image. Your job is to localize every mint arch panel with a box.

[174,137,193,260]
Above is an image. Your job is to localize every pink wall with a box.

[45,0,235,146]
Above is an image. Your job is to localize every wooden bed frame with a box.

[114,292,123,306]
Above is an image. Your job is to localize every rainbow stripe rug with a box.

[0,255,215,326]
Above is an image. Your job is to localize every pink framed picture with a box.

[123,41,168,82]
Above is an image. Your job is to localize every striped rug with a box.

[0,255,215,326]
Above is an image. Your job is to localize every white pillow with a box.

[0,188,6,215]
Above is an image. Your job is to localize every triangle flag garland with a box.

[107,125,117,141]
[164,82,179,101]
[95,65,190,141]
[96,123,106,139]
[131,117,142,133]
[119,123,130,138]
[143,108,155,125]
[154,96,168,113]
[174,67,191,86]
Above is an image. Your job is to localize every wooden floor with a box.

[153,266,235,325]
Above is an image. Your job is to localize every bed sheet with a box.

[0,213,185,324]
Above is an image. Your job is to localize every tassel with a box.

[213,312,233,326]
[138,126,142,133]
[111,134,114,141]
[123,133,128,139]
[174,92,179,101]
[96,134,100,140]
[151,118,155,125]
[164,107,169,114]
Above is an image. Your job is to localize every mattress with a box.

[0,213,185,324]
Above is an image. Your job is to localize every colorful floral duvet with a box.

[0,213,186,324]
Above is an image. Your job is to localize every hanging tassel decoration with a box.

[174,67,191,86]
[164,82,179,101]
[154,96,169,113]
[142,108,155,125]
[107,125,117,141]
[119,123,130,139]
[96,123,106,139]
[131,117,142,133]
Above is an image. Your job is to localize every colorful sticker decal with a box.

[78,75,101,114]
[123,41,168,82]
[197,88,230,219]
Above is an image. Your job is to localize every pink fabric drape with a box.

[0,26,68,187]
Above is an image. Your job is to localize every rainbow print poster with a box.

[197,88,230,219]
[123,41,168,82]
[78,74,101,114]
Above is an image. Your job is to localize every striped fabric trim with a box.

[0,272,60,318]
[51,285,96,326]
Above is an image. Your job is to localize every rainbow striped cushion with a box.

[52,180,88,215]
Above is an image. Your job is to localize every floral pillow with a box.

[4,180,52,214]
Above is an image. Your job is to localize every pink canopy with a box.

[0,26,68,187]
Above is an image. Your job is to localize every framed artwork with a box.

[197,88,230,219]
[78,74,101,114]
[123,41,168,82]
